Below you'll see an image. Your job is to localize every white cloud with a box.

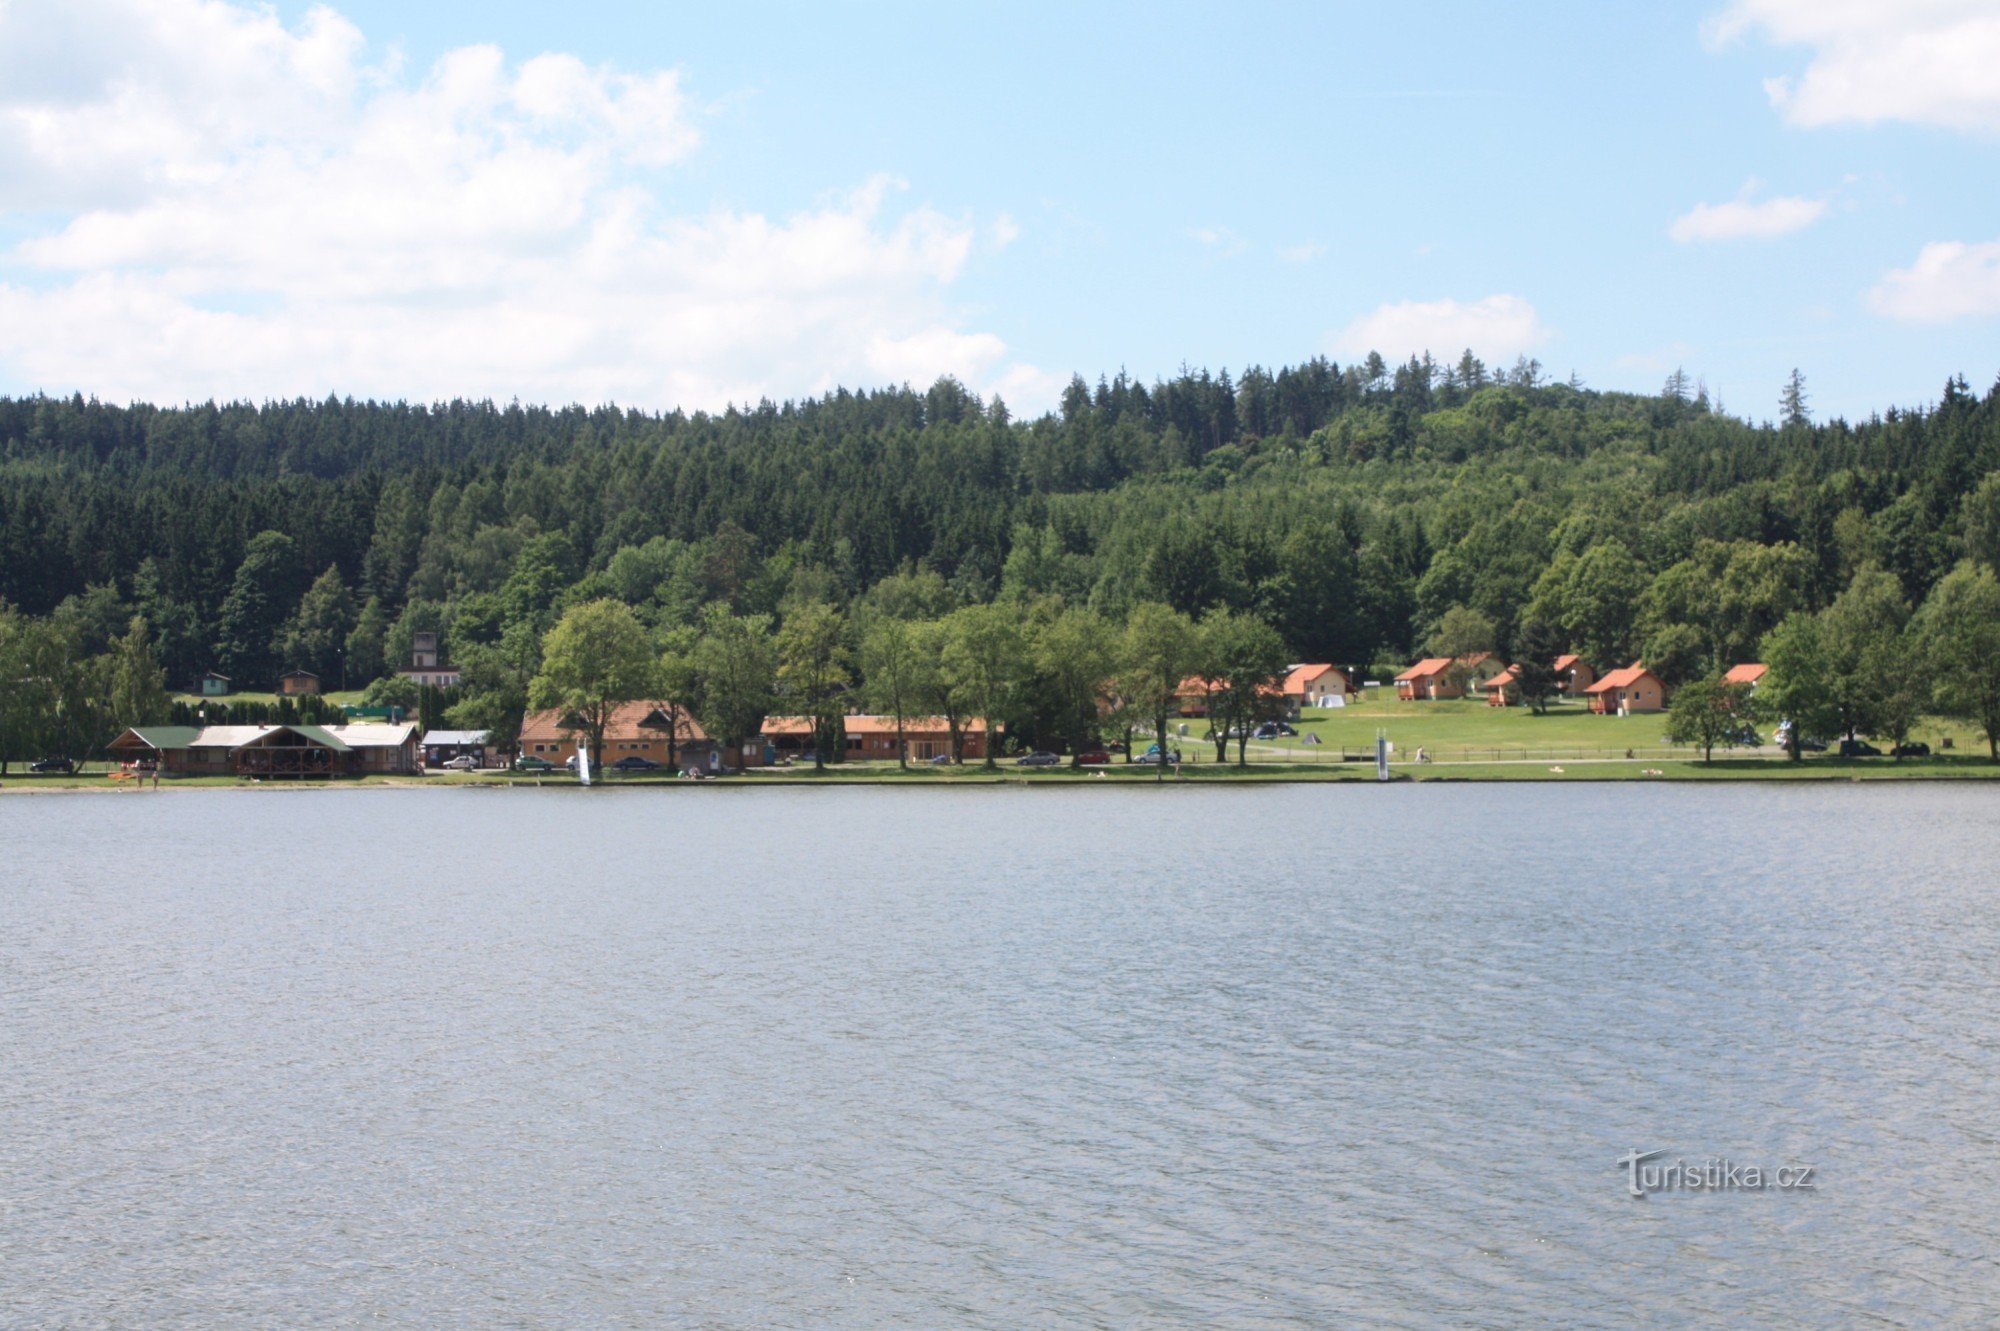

[1333,294,1551,362]
[1868,238,2000,322]
[1669,183,1827,242]
[1707,0,2000,132]
[1277,242,1326,264]
[0,0,1033,410]
[1188,225,1247,255]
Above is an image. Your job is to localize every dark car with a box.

[612,755,662,771]
[1016,751,1062,767]
[1076,749,1111,765]
[29,756,74,773]
[1838,739,1882,758]
[1891,741,1931,758]
[513,754,556,772]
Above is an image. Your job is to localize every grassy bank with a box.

[10,752,2000,791]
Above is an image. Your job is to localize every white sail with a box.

[576,742,592,787]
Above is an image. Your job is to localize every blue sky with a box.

[0,0,1996,421]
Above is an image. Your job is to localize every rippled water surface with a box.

[6,784,2000,1327]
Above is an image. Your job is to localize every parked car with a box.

[927,752,954,766]
[1016,751,1062,767]
[513,754,556,772]
[1723,724,1762,747]
[611,755,662,771]
[1135,745,1183,765]
[1076,749,1111,765]
[28,756,74,773]
[441,754,481,771]
[1891,741,1931,758]
[1838,739,1882,758]
[1251,722,1299,739]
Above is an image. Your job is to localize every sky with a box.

[0,0,1996,423]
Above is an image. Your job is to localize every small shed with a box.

[277,668,321,696]
[198,671,232,697]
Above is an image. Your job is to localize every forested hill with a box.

[2,358,1998,692]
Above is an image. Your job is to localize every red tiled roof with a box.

[1395,657,1453,682]
[1723,663,1767,685]
[519,701,708,743]
[1480,664,1521,690]
[1554,654,1581,671]
[1177,675,1284,697]
[1283,663,1340,694]
[1585,662,1655,693]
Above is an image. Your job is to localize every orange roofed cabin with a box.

[1395,652,1497,701]
[1282,663,1354,713]
[1723,663,1768,689]
[1176,675,1289,717]
[1480,663,1522,706]
[1584,662,1667,714]
[1553,654,1597,696]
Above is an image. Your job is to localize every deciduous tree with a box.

[1916,563,2000,759]
[1117,602,1198,780]
[775,601,851,770]
[528,599,658,776]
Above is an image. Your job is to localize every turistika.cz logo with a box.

[1617,1149,1817,1197]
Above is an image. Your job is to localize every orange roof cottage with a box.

[1584,662,1667,715]
[1480,663,1522,707]
[1395,652,1498,701]
[1553,654,1596,696]
[1175,675,1289,717]
[1282,663,1355,712]
[1722,663,1768,688]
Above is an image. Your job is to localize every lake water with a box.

[4,784,1999,1327]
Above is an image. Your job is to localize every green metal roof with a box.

[284,725,352,752]
[115,726,201,750]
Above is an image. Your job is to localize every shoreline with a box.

[8,760,2000,792]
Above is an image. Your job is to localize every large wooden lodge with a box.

[108,723,421,778]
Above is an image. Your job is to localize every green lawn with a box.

[1234,691,1979,765]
